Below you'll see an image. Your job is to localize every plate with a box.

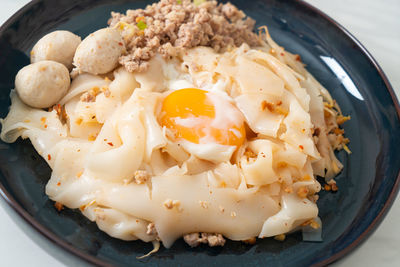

[0,0,399,266]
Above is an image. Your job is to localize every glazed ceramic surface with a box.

[0,0,399,266]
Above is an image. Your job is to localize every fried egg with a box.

[159,88,246,162]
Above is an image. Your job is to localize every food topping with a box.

[109,0,261,72]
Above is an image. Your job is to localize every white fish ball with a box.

[73,28,125,75]
[30,30,81,70]
[15,61,70,108]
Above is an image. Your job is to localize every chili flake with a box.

[54,202,64,212]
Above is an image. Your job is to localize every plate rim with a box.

[0,0,399,266]
[297,0,400,265]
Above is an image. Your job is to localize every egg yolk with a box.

[159,88,246,148]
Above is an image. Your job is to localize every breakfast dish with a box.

[0,0,350,254]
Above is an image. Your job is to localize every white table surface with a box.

[0,0,399,266]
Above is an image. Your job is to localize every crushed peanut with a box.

[302,219,320,229]
[163,199,181,210]
[212,72,221,83]
[274,234,286,241]
[133,170,149,184]
[297,186,309,198]
[199,200,209,209]
[284,186,293,193]
[244,148,257,159]
[172,200,181,209]
[261,100,274,112]
[163,199,173,209]
[146,222,157,235]
[81,86,100,102]
[101,86,111,97]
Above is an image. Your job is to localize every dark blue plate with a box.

[0,0,399,266]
